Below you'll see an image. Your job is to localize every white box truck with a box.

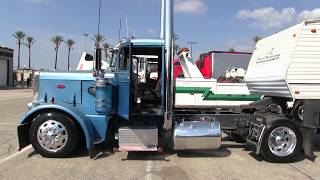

[198,51,252,79]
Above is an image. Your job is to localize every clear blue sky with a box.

[1,0,320,70]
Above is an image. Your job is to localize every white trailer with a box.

[243,20,320,160]
[245,20,320,120]
[245,20,320,99]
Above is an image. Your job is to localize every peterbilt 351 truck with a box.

[17,0,320,163]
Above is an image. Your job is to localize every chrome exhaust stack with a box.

[163,0,174,131]
[160,0,165,39]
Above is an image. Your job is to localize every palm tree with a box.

[92,34,106,48]
[24,36,36,69]
[65,39,76,71]
[253,36,262,44]
[173,33,179,54]
[228,48,235,52]
[91,34,105,70]
[13,31,26,69]
[173,33,179,41]
[51,35,64,70]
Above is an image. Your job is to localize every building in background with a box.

[0,46,14,87]
[15,68,38,87]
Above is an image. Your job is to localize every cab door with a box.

[117,44,132,120]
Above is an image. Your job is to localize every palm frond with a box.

[228,48,235,52]
[51,35,64,48]
[253,36,262,44]
[92,34,106,44]
[66,39,76,48]
[173,33,179,41]
[26,36,35,47]
[13,31,26,43]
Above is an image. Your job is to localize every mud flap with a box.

[301,100,320,160]
[89,147,96,159]
[247,118,266,154]
[17,123,32,150]
[301,128,316,160]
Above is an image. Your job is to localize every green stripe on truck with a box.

[175,86,261,101]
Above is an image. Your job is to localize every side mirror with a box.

[85,54,94,61]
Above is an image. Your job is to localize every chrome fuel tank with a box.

[173,121,221,150]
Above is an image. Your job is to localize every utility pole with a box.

[187,41,197,58]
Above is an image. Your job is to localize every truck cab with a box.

[113,39,165,127]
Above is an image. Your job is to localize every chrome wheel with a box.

[298,105,304,121]
[268,126,297,157]
[37,120,68,152]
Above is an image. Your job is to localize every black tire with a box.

[261,120,302,163]
[29,112,79,158]
[291,100,304,121]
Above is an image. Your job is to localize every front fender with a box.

[19,103,96,150]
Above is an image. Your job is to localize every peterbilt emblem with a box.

[56,84,66,89]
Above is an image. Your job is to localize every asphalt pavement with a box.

[0,89,319,180]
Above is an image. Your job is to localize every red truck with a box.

[174,51,252,80]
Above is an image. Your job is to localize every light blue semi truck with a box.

[17,0,319,163]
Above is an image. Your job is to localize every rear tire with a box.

[292,100,304,121]
[29,112,79,158]
[261,120,302,163]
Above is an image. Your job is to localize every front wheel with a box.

[260,120,302,163]
[29,112,79,158]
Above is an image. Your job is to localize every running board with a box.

[118,127,158,152]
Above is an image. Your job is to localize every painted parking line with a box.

[0,145,32,164]
[0,123,18,126]
[145,160,153,180]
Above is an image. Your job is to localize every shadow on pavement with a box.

[176,148,231,158]
[25,134,320,162]
[123,144,235,161]
[124,151,171,161]
[26,143,116,159]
